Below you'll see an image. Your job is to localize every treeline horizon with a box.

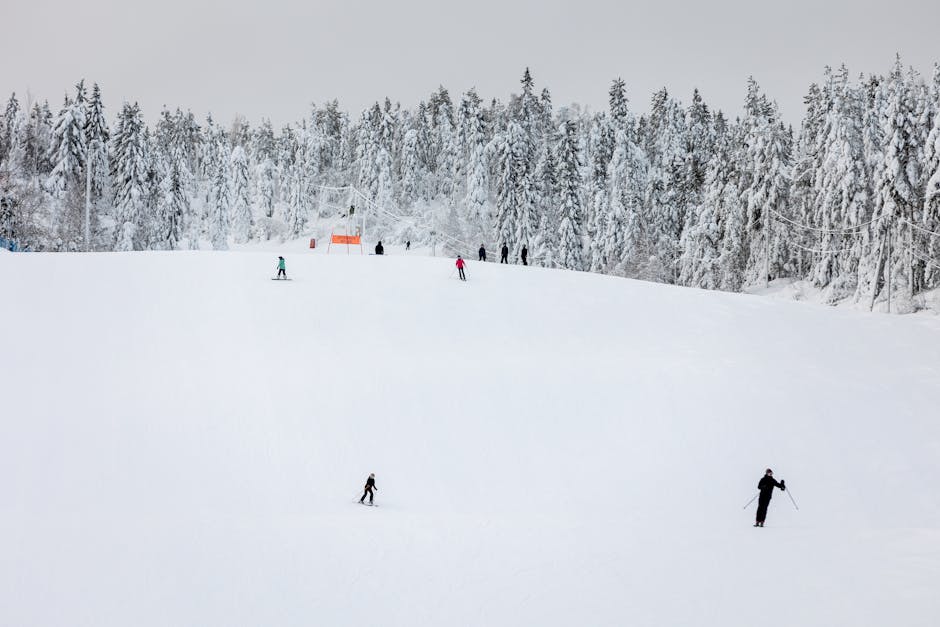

[1,57,939,310]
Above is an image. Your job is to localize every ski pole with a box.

[742,493,759,509]
[785,488,799,511]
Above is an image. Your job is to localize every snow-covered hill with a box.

[1,250,939,627]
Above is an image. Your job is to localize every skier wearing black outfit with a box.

[521,245,528,265]
[479,245,487,261]
[375,241,384,255]
[754,468,785,527]
[500,244,509,263]
[360,473,377,504]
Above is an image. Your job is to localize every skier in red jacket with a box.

[456,256,467,281]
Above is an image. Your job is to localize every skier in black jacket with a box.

[754,468,785,527]
[479,245,487,262]
[359,473,377,505]
[500,244,509,264]
[521,244,528,265]
[375,241,384,255]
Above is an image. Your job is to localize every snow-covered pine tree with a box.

[555,120,585,270]
[399,127,424,208]
[47,92,87,198]
[642,88,688,282]
[870,60,923,306]
[923,65,940,286]
[209,141,232,249]
[533,135,559,266]
[230,145,252,243]
[463,99,491,244]
[489,120,535,254]
[809,66,869,296]
[160,162,186,250]
[586,113,614,272]
[1,93,20,166]
[110,102,148,250]
[604,125,647,276]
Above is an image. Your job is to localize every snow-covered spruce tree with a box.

[209,141,231,249]
[254,154,276,228]
[555,120,584,270]
[810,66,869,297]
[642,88,688,282]
[533,134,559,266]
[250,119,277,235]
[84,85,110,201]
[736,79,792,286]
[46,85,87,227]
[923,65,940,286]
[160,162,186,250]
[110,102,148,250]
[285,126,309,238]
[433,95,460,202]
[463,98,491,244]
[356,105,381,202]
[1,93,20,166]
[679,119,742,290]
[586,113,614,272]
[869,61,923,306]
[399,128,424,208]
[230,145,253,243]
[489,120,535,255]
[604,125,647,276]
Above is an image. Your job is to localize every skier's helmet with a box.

[765,468,773,475]
[370,473,375,477]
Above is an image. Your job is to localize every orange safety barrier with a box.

[331,234,361,245]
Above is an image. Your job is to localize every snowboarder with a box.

[276,256,287,279]
[521,245,528,266]
[375,241,384,255]
[754,468,786,527]
[479,245,487,262]
[500,243,509,264]
[456,256,467,281]
[360,473,377,504]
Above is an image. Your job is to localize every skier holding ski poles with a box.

[456,256,467,281]
[359,473,377,505]
[754,468,786,527]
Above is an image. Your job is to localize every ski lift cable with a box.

[785,240,859,256]
[767,208,881,234]
[898,217,940,239]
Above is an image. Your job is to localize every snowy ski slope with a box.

[1,250,939,627]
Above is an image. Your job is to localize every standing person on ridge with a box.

[754,468,785,527]
[521,244,528,266]
[276,256,287,279]
[478,244,487,262]
[456,256,467,281]
[375,241,384,255]
[500,243,509,264]
[406,240,411,251]
[360,473,377,505]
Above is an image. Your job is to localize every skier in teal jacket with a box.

[276,256,287,279]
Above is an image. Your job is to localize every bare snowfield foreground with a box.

[1,250,939,627]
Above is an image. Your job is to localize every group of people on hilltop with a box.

[478,243,527,265]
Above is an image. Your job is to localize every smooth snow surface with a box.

[2,251,940,627]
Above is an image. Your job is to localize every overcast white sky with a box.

[2,0,938,126]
